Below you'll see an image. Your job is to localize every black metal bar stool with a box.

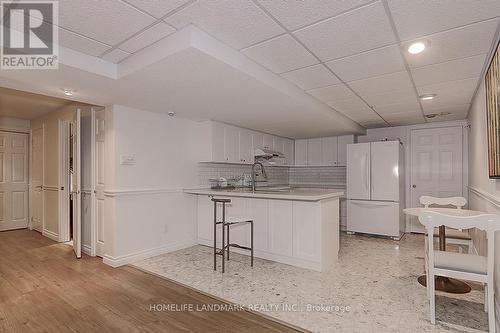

[211,197,254,273]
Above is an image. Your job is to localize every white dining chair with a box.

[419,211,500,332]
[420,196,473,253]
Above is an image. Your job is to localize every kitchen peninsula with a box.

[185,187,344,272]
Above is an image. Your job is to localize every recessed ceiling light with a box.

[425,113,438,119]
[167,111,176,117]
[63,89,75,96]
[419,93,437,101]
[408,41,426,54]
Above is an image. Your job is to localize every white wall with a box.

[0,117,30,131]
[467,78,500,328]
[102,105,203,266]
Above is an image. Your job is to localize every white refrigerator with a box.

[347,141,405,239]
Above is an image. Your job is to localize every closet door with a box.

[0,132,29,231]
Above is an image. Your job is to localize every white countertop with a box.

[184,187,344,201]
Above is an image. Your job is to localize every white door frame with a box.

[29,125,44,232]
[58,120,71,242]
[90,108,97,256]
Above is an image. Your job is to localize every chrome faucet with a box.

[251,161,267,192]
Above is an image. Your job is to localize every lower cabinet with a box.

[292,201,320,261]
[196,195,339,271]
[268,200,293,257]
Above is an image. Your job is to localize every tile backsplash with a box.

[198,163,346,188]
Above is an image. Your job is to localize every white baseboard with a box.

[82,244,92,256]
[495,295,500,333]
[103,239,197,268]
[0,221,28,231]
[42,229,59,242]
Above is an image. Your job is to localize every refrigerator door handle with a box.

[365,153,370,191]
[351,201,396,207]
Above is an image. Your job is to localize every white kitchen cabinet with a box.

[283,139,294,166]
[307,138,322,166]
[268,200,293,257]
[262,134,274,150]
[248,199,269,252]
[211,122,225,162]
[337,135,355,166]
[224,125,240,163]
[292,201,320,261]
[195,194,340,272]
[239,129,253,164]
[253,132,264,150]
[295,139,308,166]
[321,137,338,166]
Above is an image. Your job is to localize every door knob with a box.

[412,184,417,188]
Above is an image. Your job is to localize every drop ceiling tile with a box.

[281,64,340,90]
[294,2,397,61]
[337,105,381,122]
[102,49,130,63]
[360,120,389,128]
[255,0,374,31]
[58,27,111,57]
[423,103,470,116]
[387,0,500,41]
[58,0,156,45]
[307,83,357,104]
[374,101,421,116]
[119,22,176,53]
[418,77,479,110]
[329,97,373,114]
[360,87,418,108]
[242,35,318,73]
[426,113,468,122]
[124,0,192,18]
[165,0,285,49]
[386,116,424,126]
[348,71,413,96]
[326,45,405,82]
[411,54,487,87]
[404,19,499,68]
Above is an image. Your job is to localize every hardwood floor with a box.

[0,229,301,333]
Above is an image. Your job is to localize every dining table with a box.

[403,207,485,294]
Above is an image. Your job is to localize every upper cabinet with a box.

[294,135,356,166]
[295,140,308,166]
[307,139,322,166]
[239,129,254,164]
[206,122,294,165]
[337,135,354,166]
[322,137,338,166]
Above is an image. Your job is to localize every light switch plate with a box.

[120,155,136,165]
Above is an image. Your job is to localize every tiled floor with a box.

[133,234,488,332]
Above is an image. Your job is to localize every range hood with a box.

[254,148,285,160]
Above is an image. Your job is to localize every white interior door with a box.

[0,132,29,231]
[31,128,43,232]
[410,126,463,233]
[71,110,82,258]
[94,109,105,257]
